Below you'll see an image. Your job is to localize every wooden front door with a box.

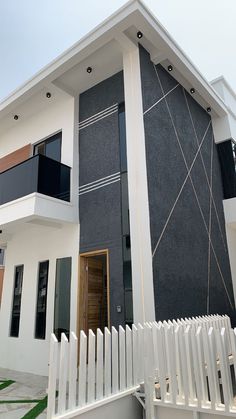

[79,253,108,336]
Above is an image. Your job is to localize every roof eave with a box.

[0,0,229,120]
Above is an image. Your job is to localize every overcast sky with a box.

[0,0,236,101]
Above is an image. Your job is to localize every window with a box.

[118,103,127,173]
[54,257,71,340]
[35,261,49,339]
[0,249,5,266]
[34,132,62,162]
[118,102,133,325]
[10,265,24,337]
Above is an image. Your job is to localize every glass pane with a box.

[37,156,70,202]
[34,132,61,162]
[35,261,49,339]
[10,265,24,337]
[0,249,4,266]
[54,257,71,340]
[45,135,61,162]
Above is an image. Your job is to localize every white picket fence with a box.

[144,319,236,418]
[47,314,231,419]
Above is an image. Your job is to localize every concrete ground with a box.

[0,368,48,418]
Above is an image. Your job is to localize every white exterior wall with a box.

[0,223,79,376]
[0,94,78,207]
[0,95,74,165]
[0,93,80,376]
[225,225,236,305]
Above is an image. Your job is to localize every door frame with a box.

[77,249,110,337]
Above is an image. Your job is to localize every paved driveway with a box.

[0,368,48,418]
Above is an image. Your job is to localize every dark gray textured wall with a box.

[79,72,125,327]
[140,46,236,323]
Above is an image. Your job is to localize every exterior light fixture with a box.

[87,67,92,74]
[13,115,19,120]
[168,65,173,72]
[46,92,51,98]
[207,107,211,113]
[190,88,195,94]
[137,31,143,39]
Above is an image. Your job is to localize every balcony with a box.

[0,154,70,205]
[0,155,77,242]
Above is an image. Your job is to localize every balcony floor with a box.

[0,192,78,245]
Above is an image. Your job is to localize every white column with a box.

[117,35,155,323]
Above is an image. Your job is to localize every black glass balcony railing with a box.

[0,154,71,205]
[217,139,236,199]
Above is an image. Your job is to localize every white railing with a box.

[47,314,231,419]
[144,319,236,418]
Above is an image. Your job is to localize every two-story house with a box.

[0,0,236,376]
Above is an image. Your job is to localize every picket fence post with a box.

[58,333,69,414]
[47,334,58,419]
[68,332,78,410]
[47,313,235,418]
[78,331,87,406]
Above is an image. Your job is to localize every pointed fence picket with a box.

[96,328,103,400]
[68,332,77,410]
[147,323,236,417]
[87,330,95,403]
[78,331,87,407]
[58,334,68,413]
[47,313,233,419]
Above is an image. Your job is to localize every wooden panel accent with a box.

[78,257,88,334]
[78,250,110,339]
[87,258,104,333]
[0,267,4,306]
[0,144,31,173]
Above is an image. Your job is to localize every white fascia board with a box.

[0,0,228,120]
[134,0,228,117]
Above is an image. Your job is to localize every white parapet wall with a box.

[65,395,142,419]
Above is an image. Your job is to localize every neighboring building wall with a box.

[225,225,236,306]
[79,72,126,328]
[0,224,79,376]
[139,46,235,322]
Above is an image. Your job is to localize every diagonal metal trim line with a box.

[183,88,227,251]
[152,64,234,309]
[143,83,180,115]
[152,120,211,258]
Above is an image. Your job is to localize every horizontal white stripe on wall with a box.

[78,104,118,131]
[79,172,121,195]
